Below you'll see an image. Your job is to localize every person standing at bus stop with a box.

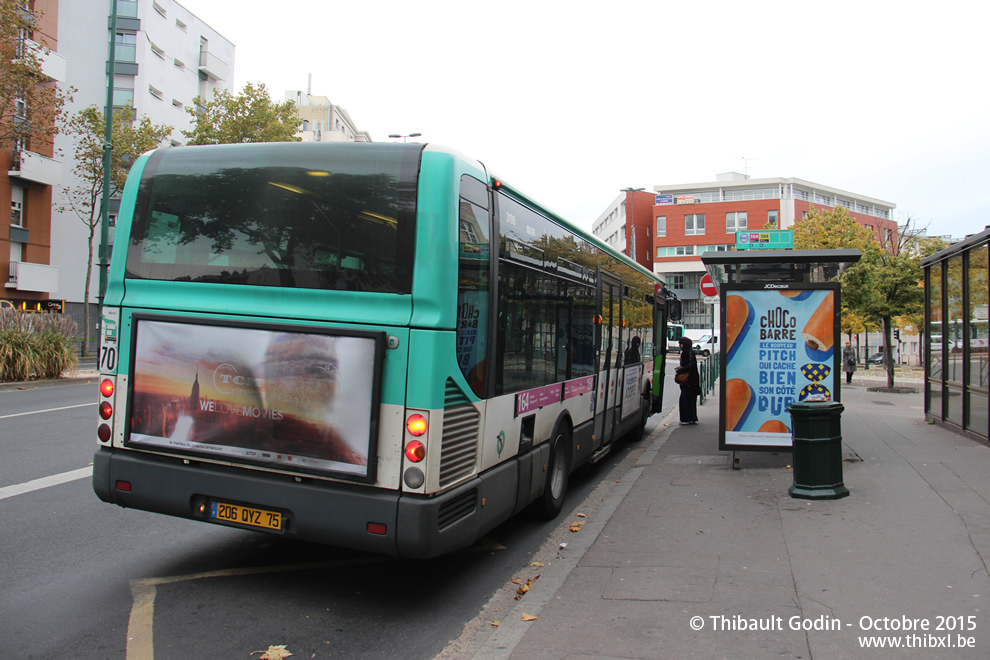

[676,336,700,424]
[842,341,857,383]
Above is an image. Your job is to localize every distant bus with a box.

[667,323,685,352]
[93,142,669,558]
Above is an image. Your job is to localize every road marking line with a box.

[126,556,392,660]
[0,466,92,500]
[123,537,508,658]
[0,465,93,500]
[0,402,95,419]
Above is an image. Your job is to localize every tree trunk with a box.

[82,223,96,358]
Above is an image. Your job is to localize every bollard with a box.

[787,401,849,500]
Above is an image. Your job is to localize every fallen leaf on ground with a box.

[490,620,501,627]
[576,512,587,518]
[252,645,293,659]
[530,561,544,567]
[521,613,538,621]
[569,521,585,532]
[511,577,523,585]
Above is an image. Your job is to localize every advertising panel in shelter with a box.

[719,284,840,451]
[128,318,382,481]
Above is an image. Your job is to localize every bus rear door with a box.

[593,272,622,453]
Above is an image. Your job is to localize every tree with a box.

[792,207,934,388]
[842,219,932,388]
[0,0,73,148]
[793,206,882,350]
[898,234,950,363]
[60,106,172,355]
[182,82,301,145]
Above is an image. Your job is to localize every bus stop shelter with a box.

[700,249,861,454]
[922,228,990,444]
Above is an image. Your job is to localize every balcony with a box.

[24,38,67,83]
[9,149,61,186]
[198,50,228,82]
[6,261,59,294]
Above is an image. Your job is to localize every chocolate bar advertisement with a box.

[720,285,839,450]
[127,319,381,480]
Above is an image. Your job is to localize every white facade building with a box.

[49,0,234,309]
[591,193,627,254]
[286,88,372,143]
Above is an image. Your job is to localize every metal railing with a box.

[698,355,720,405]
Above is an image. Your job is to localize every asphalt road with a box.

[0,371,681,659]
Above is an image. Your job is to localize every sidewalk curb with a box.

[0,371,99,392]
[470,405,683,660]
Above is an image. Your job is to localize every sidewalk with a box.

[467,380,990,659]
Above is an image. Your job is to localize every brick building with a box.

[3,0,65,310]
[651,173,896,329]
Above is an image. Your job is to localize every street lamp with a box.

[620,187,645,261]
[388,133,422,142]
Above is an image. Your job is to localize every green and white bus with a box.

[93,142,668,558]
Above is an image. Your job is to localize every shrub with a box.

[0,310,79,381]
[0,329,35,381]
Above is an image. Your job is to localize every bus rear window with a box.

[126,142,420,293]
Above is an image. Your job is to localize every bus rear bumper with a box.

[92,448,515,558]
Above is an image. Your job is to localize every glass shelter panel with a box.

[946,256,964,384]
[969,246,989,390]
[929,264,943,382]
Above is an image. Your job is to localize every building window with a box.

[149,85,164,100]
[768,210,778,227]
[175,19,187,31]
[674,245,696,256]
[112,87,134,109]
[685,214,705,236]
[671,274,685,287]
[153,1,167,17]
[115,32,137,63]
[12,201,23,226]
[657,216,666,237]
[726,212,748,232]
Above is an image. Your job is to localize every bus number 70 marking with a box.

[99,345,117,372]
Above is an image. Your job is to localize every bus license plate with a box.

[211,501,282,530]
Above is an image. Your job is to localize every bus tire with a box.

[634,389,652,439]
[534,425,571,519]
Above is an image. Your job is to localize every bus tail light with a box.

[403,410,429,489]
[98,377,116,444]
[404,440,425,462]
[406,413,427,436]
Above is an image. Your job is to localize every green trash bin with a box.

[787,401,849,500]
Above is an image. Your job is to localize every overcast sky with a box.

[177,0,988,240]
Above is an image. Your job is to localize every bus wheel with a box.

[635,390,652,439]
[534,427,571,519]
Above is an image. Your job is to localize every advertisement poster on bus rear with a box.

[127,319,382,481]
[719,284,839,451]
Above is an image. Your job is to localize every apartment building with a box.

[286,85,372,143]
[3,0,67,311]
[591,189,655,266]
[657,173,895,329]
[43,0,233,326]
[592,173,897,331]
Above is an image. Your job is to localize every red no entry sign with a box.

[700,274,717,297]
